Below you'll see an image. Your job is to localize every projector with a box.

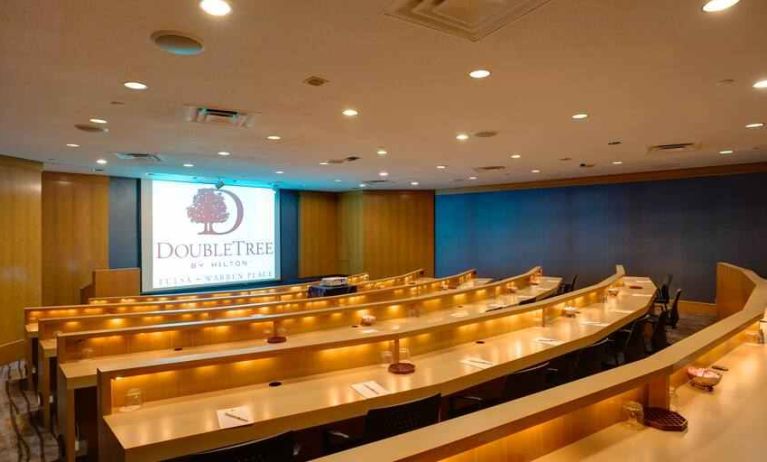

[320,277,349,287]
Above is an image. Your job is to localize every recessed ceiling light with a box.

[510,154,521,159]
[66,143,80,148]
[571,113,589,120]
[379,171,389,177]
[334,179,342,183]
[199,0,232,16]
[217,151,231,156]
[342,108,359,117]
[359,183,367,188]
[123,81,148,90]
[96,159,108,165]
[275,170,284,175]
[376,149,388,156]
[612,161,623,165]
[436,165,447,169]
[456,133,470,141]
[531,169,541,173]
[753,80,767,89]
[183,163,194,168]
[468,176,478,180]
[746,122,765,129]
[719,149,734,155]
[266,135,281,141]
[89,118,108,124]
[468,69,491,79]
[410,181,419,186]
[702,0,740,13]
[319,161,329,166]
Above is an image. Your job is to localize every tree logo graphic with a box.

[186,188,244,235]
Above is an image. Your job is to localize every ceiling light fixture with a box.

[183,163,194,168]
[612,161,623,165]
[123,81,148,90]
[571,113,589,120]
[379,171,389,177]
[200,0,232,16]
[531,169,541,173]
[342,108,359,117]
[377,149,388,156]
[456,133,470,141]
[752,79,767,89]
[510,154,521,159]
[746,122,765,129]
[96,159,108,165]
[468,176,478,180]
[410,181,419,186]
[266,135,281,141]
[275,170,284,175]
[702,0,740,13]
[319,161,329,166]
[436,165,447,169]
[719,149,734,154]
[217,151,231,156]
[359,183,367,188]
[89,118,108,124]
[334,179,342,183]
[66,143,80,148]
[469,69,491,79]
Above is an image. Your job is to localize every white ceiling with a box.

[0,0,765,191]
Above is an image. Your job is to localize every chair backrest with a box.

[364,394,441,442]
[573,338,610,378]
[669,288,682,327]
[567,274,578,293]
[174,431,295,462]
[502,361,550,401]
[659,274,673,301]
[623,318,648,363]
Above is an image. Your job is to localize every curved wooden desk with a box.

[88,273,372,304]
[314,263,766,462]
[95,268,645,461]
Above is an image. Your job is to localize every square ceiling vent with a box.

[387,0,553,41]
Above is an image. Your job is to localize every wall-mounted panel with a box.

[42,172,109,305]
[0,155,41,364]
[299,191,339,277]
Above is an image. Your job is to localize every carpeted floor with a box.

[0,312,718,462]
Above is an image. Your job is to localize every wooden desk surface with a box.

[534,341,767,462]
[60,278,552,389]
[103,277,653,461]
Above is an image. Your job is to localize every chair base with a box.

[388,362,416,374]
[267,335,287,344]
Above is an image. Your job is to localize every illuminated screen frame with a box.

[140,179,281,293]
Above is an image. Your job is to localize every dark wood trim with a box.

[436,162,767,195]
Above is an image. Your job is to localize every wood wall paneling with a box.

[0,155,41,364]
[42,172,109,306]
[298,192,339,277]
[362,191,434,278]
[338,192,364,275]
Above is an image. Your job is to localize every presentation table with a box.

[308,284,358,298]
[98,276,653,461]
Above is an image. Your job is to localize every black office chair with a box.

[448,362,551,417]
[167,431,298,462]
[323,394,441,454]
[649,309,670,353]
[607,317,648,366]
[668,288,682,329]
[572,338,611,379]
[654,274,673,309]
[562,275,578,294]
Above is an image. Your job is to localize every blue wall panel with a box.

[435,173,767,302]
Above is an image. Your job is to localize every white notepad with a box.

[216,406,254,429]
[351,380,390,399]
[460,357,496,369]
[581,321,610,327]
[534,337,565,346]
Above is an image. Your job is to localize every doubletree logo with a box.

[186,188,244,235]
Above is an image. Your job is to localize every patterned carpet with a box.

[0,363,58,462]
[0,311,717,462]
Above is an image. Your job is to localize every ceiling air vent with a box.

[648,143,699,154]
[364,179,391,184]
[387,0,553,42]
[473,130,498,138]
[184,106,255,128]
[325,156,361,164]
[114,152,163,162]
[473,165,506,172]
[304,76,329,87]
